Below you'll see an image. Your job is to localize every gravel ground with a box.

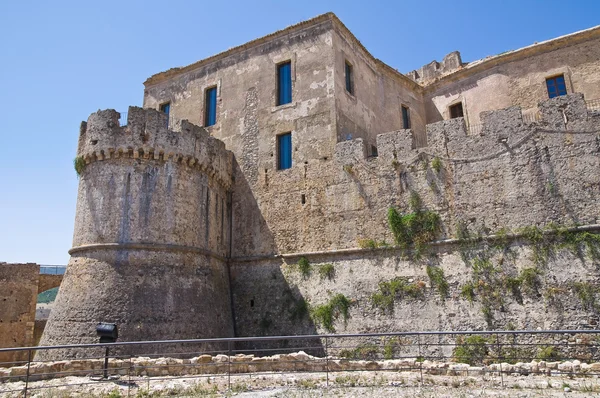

[2,370,600,397]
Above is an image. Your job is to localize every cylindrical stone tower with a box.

[38,107,235,358]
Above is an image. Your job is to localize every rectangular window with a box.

[277,61,292,105]
[449,103,464,119]
[277,133,292,170]
[345,61,354,95]
[401,105,411,129]
[159,102,170,127]
[371,145,378,157]
[546,75,567,98]
[159,102,170,116]
[205,87,217,127]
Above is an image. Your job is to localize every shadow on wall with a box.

[230,159,324,356]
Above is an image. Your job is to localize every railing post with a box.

[496,332,503,387]
[228,340,232,391]
[325,336,329,388]
[24,348,32,398]
[418,334,423,385]
[103,347,109,379]
[127,355,132,398]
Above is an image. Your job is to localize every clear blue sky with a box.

[0,0,598,265]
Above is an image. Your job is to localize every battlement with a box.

[406,51,463,84]
[334,93,598,164]
[77,107,234,189]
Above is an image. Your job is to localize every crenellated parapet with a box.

[78,107,234,189]
[334,93,598,165]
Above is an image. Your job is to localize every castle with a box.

[38,13,600,356]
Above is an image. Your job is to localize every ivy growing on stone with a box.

[387,192,441,258]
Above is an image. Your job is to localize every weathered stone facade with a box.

[0,263,63,363]
[39,13,600,354]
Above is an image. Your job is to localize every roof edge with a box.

[423,24,600,92]
[144,12,337,87]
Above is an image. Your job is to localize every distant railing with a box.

[467,123,483,135]
[587,98,600,112]
[118,111,128,126]
[2,330,600,396]
[39,265,66,275]
[521,109,541,123]
[118,111,183,129]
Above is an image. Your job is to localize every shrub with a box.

[460,283,476,303]
[572,282,598,310]
[519,267,541,292]
[318,263,335,280]
[453,335,489,365]
[74,156,86,177]
[426,265,449,298]
[371,277,424,312]
[297,257,311,278]
[503,276,523,303]
[431,157,442,173]
[387,202,441,257]
[311,293,351,332]
[340,343,379,360]
[357,238,377,249]
[536,345,560,361]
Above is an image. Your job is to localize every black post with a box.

[24,349,32,398]
[103,346,109,379]
[325,336,329,388]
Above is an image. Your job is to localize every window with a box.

[159,102,170,127]
[277,133,292,170]
[205,87,217,127]
[371,145,378,157]
[277,61,292,105]
[345,61,354,95]
[401,105,411,129]
[546,75,567,98]
[449,103,464,119]
[159,102,170,116]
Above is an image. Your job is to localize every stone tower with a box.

[38,107,235,358]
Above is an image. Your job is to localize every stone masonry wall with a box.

[0,263,38,364]
[231,93,600,339]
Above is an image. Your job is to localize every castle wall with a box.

[231,242,600,339]
[0,263,38,365]
[424,35,600,126]
[231,93,600,337]
[227,94,599,258]
[38,108,235,358]
[332,27,426,149]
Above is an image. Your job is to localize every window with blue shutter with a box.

[402,106,411,129]
[277,62,292,105]
[345,61,354,94]
[277,133,292,170]
[546,75,567,98]
[205,87,217,126]
[159,102,170,115]
[159,102,170,127]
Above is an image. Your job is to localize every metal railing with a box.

[39,265,66,275]
[2,330,600,396]
[119,111,184,129]
[587,98,600,112]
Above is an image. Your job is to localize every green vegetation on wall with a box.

[388,192,441,258]
[74,156,86,177]
[310,293,351,332]
[371,277,425,313]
